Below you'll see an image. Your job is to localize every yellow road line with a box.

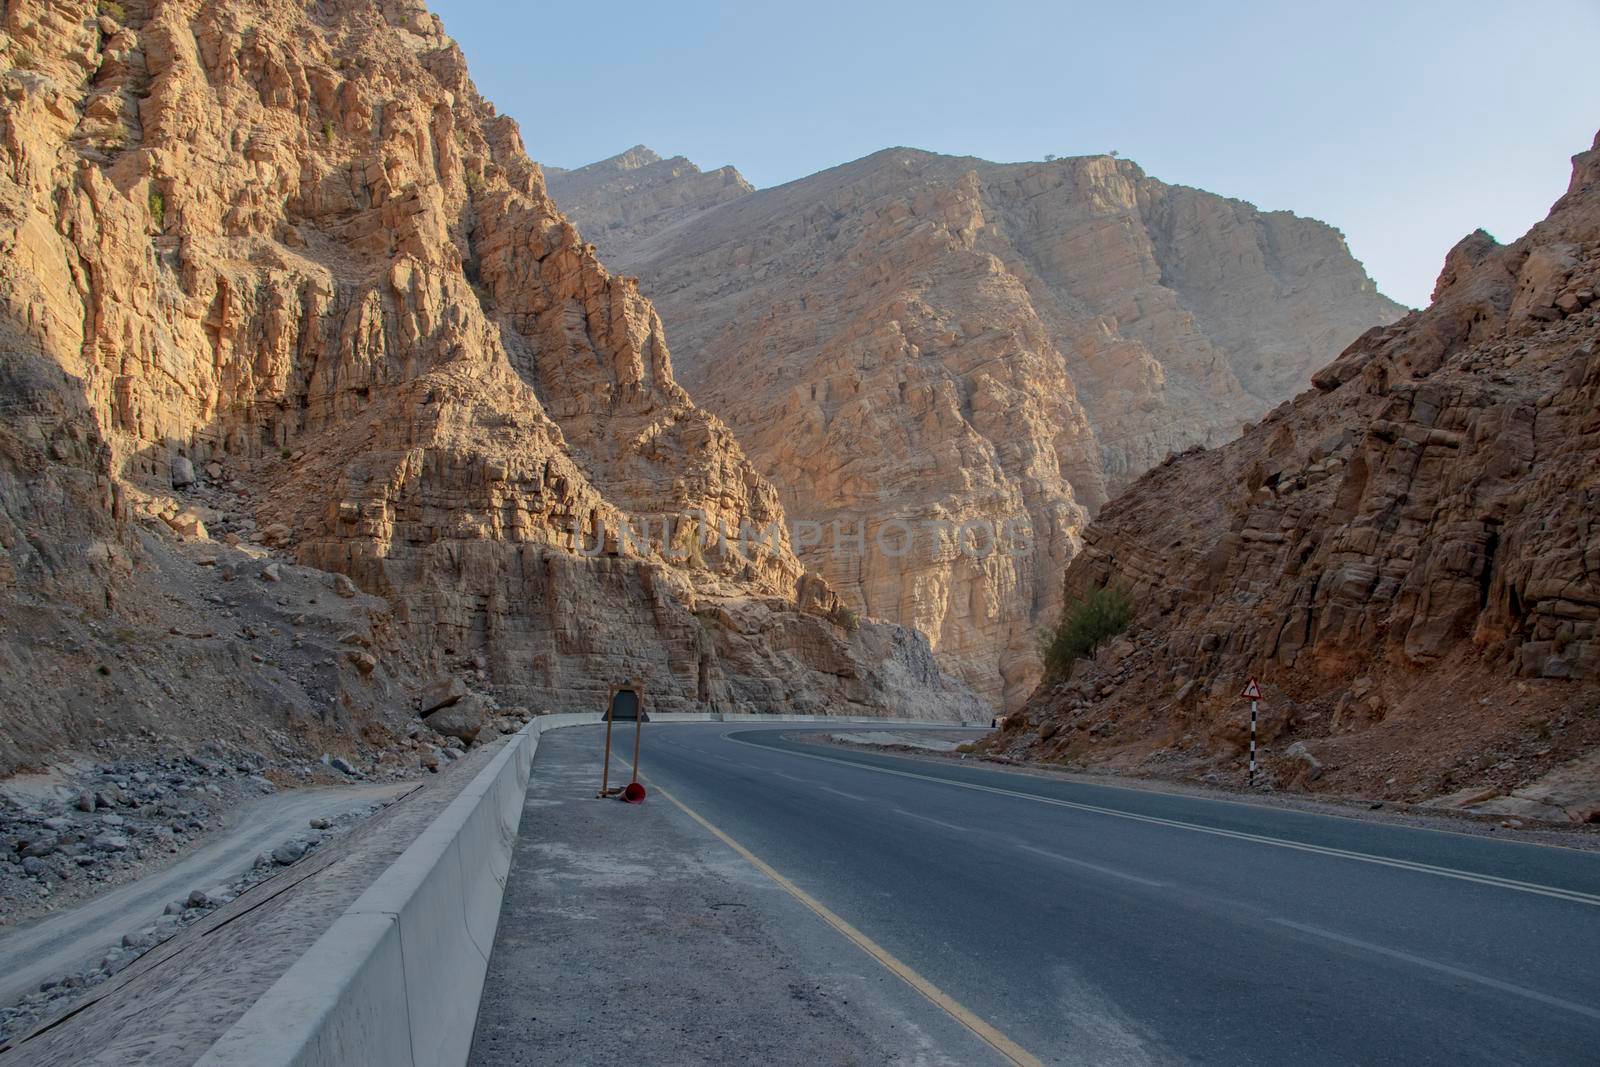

[647,778,1044,1067]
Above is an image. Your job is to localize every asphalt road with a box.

[558,721,1600,1065]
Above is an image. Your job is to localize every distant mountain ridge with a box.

[551,145,1405,709]
[546,145,753,264]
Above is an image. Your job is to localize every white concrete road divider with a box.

[197,711,979,1067]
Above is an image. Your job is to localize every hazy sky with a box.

[431,0,1598,308]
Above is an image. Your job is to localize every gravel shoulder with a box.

[0,781,410,1009]
[0,732,512,1065]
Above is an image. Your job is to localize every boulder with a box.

[428,694,486,744]
[271,839,307,865]
[170,456,196,488]
[419,676,467,715]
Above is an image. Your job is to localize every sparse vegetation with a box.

[11,48,38,71]
[1040,581,1133,675]
[829,604,861,633]
[463,169,483,195]
[321,119,334,142]
[99,1,127,21]
[147,187,165,230]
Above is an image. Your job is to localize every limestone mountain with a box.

[0,0,978,775]
[998,131,1600,817]
[556,147,1405,710]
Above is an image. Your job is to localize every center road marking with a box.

[892,808,972,833]
[647,778,1044,1067]
[723,734,1600,908]
[819,785,869,802]
[1270,918,1600,1022]
[1016,844,1165,888]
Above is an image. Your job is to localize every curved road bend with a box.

[473,723,1600,1065]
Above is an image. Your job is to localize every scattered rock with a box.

[271,839,307,866]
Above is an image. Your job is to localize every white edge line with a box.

[722,733,1600,908]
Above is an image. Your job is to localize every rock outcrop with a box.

[1000,132,1600,812]
[0,0,979,774]
[558,147,1404,709]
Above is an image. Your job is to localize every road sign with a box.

[1240,677,1262,700]
[599,681,647,800]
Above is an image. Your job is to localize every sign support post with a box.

[1241,677,1262,785]
[597,682,647,802]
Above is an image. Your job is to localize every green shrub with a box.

[147,188,165,230]
[99,1,126,21]
[829,604,860,633]
[321,119,334,142]
[1041,581,1133,675]
[463,169,483,195]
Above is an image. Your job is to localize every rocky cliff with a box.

[558,147,1404,710]
[0,0,979,776]
[996,132,1600,819]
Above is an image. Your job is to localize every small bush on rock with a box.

[1041,582,1132,675]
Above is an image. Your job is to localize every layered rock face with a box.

[1002,132,1600,813]
[560,147,1403,709]
[0,0,978,772]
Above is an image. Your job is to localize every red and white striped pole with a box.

[1241,677,1262,785]
[1249,699,1257,784]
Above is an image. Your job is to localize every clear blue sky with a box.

[431,0,1598,308]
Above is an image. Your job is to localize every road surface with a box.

[0,782,409,1008]
[475,723,1600,1065]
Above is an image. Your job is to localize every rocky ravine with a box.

[555,146,1405,710]
[0,0,982,784]
[994,132,1600,820]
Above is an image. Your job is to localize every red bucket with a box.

[620,781,647,804]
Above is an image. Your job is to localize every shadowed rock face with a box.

[1002,131,1600,810]
[0,0,981,772]
[555,147,1403,710]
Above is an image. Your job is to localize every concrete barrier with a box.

[196,712,600,1067]
[197,711,980,1066]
